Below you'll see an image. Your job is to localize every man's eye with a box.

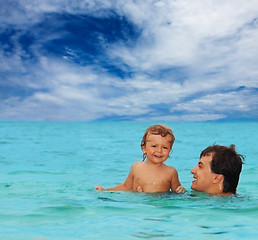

[152,145,156,147]
[163,147,168,149]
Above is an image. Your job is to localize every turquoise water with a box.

[0,121,258,240]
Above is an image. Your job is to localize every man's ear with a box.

[213,174,224,184]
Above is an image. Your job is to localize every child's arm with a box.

[170,167,186,193]
[95,163,135,191]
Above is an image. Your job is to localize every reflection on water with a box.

[0,121,257,239]
[132,232,174,238]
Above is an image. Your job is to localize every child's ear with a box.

[141,145,146,154]
[213,174,224,184]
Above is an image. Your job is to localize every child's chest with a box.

[135,170,169,183]
[133,167,172,192]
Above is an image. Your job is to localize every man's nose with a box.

[191,166,197,174]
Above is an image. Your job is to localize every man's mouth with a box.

[192,176,197,183]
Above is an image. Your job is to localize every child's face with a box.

[142,133,172,164]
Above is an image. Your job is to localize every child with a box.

[95,124,186,193]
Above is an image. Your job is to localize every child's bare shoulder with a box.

[130,161,146,172]
[164,165,178,174]
[131,161,143,168]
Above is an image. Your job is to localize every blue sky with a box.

[1,0,258,121]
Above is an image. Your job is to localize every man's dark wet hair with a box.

[200,144,245,194]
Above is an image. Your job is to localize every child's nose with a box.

[157,146,162,152]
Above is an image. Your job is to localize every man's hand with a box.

[175,186,186,193]
[136,186,143,192]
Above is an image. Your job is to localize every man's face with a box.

[190,154,216,193]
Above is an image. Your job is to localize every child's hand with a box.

[175,186,186,193]
[95,186,104,191]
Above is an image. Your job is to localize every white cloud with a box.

[1,0,258,121]
[170,89,258,115]
[136,114,226,122]
[110,0,258,73]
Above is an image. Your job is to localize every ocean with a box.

[0,121,257,239]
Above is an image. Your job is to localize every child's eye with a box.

[152,145,156,147]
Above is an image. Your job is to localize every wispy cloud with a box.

[0,0,258,121]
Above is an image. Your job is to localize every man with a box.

[191,144,244,196]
